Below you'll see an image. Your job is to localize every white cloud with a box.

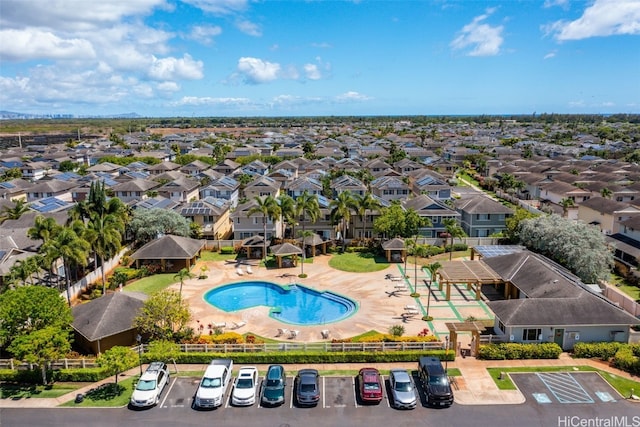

[148,54,204,81]
[236,20,262,36]
[172,96,252,106]
[311,42,333,49]
[304,64,322,80]
[544,0,640,41]
[157,81,180,92]
[182,0,248,15]
[543,0,569,8]
[236,57,281,84]
[543,51,557,59]
[0,29,95,62]
[450,8,504,56]
[187,25,222,45]
[335,91,372,102]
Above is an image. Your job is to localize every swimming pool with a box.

[203,281,357,326]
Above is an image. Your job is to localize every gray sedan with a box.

[389,369,417,410]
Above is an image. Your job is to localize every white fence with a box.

[0,358,98,370]
[163,341,445,353]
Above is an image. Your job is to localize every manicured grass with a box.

[60,376,137,407]
[199,251,239,262]
[328,252,390,273]
[446,368,462,377]
[609,273,640,301]
[1,382,83,399]
[486,366,640,396]
[123,273,177,295]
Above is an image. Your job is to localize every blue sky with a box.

[0,0,639,117]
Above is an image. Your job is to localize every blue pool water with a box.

[203,281,357,326]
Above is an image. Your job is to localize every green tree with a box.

[27,215,61,247]
[329,191,357,252]
[247,195,280,262]
[97,346,138,384]
[298,229,314,277]
[41,224,91,306]
[373,203,406,238]
[174,268,195,299]
[9,255,41,287]
[600,188,613,199]
[295,190,320,239]
[58,160,77,172]
[129,208,191,245]
[0,199,30,223]
[0,286,72,349]
[560,197,575,217]
[424,262,441,318]
[442,218,466,261]
[8,326,71,384]
[504,207,538,243]
[134,290,191,341]
[354,192,381,239]
[277,193,296,238]
[85,212,124,295]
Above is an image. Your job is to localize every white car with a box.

[130,362,170,408]
[231,366,258,406]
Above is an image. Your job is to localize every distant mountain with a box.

[0,110,141,119]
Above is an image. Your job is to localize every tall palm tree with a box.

[0,199,30,223]
[298,229,314,277]
[277,194,296,238]
[41,226,91,306]
[354,192,381,239]
[442,218,466,261]
[247,195,280,262]
[85,212,124,295]
[174,268,195,299]
[329,191,357,252]
[295,190,320,238]
[425,262,441,317]
[28,215,61,247]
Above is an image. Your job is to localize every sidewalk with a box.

[1,354,638,409]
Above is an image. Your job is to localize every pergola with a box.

[270,242,303,268]
[381,237,406,263]
[435,260,503,301]
[445,321,485,357]
[241,235,268,259]
[298,233,328,257]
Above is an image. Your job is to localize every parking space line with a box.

[322,376,326,408]
[353,376,358,408]
[381,375,389,408]
[289,376,294,408]
[160,376,177,408]
[537,373,594,404]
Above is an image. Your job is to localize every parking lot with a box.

[153,372,442,414]
[510,372,622,405]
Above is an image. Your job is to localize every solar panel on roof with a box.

[474,245,525,258]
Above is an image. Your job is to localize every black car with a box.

[418,356,454,407]
[295,369,320,406]
[261,365,286,406]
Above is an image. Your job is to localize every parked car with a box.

[418,356,454,407]
[130,361,170,408]
[231,366,258,406]
[389,369,417,409]
[261,365,287,406]
[194,359,234,409]
[357,367,383,404]
[295,369,320,406]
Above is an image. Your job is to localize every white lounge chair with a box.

[232,321,246,329]
[236,267,244,276]
[213,322,226,329]
[405,304,418,311]
[276,328,289,337]
[290,330,300,339]
[246,265,253,274]
[321,329,330,339]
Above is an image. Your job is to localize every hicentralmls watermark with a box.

[558,416,640,427]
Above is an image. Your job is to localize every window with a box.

[522,328,542,341]
[498,321,505,333]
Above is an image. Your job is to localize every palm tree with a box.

[442,218,466,261]
[354,192,381,239]
[330,191,357,252]
[295,190,320,238]
[600,188,613,199]
[0,199,30,223]
[41,226,91,306]
[425,262,441,317]
[560,197,575,218]
[247,195,280,262]
[277,194,296,238]
[174,268,195,299]
[85,212,124,295]
[298,230,314,277]
[28,215,61,247]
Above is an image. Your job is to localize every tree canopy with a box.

[8,326,71,384]
[97,346,139,384]
[129,208,191,245]
[373,203,428,238]
[518,214,613,283]
[134,290,191,341]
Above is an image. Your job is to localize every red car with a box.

[358,368,383,404]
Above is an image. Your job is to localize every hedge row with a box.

[572,342,626,360]
[142,349,454,365]
[477,343,562,360]
[0,367,110,384]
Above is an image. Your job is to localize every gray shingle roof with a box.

[72,292,147,341]
[130,234,205,260]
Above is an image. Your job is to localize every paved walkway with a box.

[1,353,638,408]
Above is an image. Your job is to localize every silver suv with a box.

[130,362,170,408]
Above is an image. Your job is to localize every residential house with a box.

[212,159,241,176]
[287,176,323,199]
[607,216,640,271]
[231,197,282,240]
[243,175,280,200]
[402,194,460,238]
[577,197,640,235]
[26,179,78,202]
[242,159,270,176]
[179,160,211,177]
[370,176,411,202]
[156,176,200,203]
[200,176,240,207]
[0,179,31,201]
[176,198,232,240]
[147,161,181,176]
[111,178,160,203]
[85,162,121,177]
[332,175,366,198]
[453,195,514,237]
[409,169,451,200]
[20,161,50,181]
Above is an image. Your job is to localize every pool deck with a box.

[176,255,491,345]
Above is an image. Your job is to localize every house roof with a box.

[454,195,514,214]
[72,291,148,341]
[270,242,303,256]
[130,234,205,260]
[487,291,639,326]
[381,237,405,250]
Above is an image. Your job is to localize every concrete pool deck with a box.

[174,254,492,345]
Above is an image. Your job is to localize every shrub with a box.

[572,342,625,360]
[221,246,235,255]
[613,346,640,375]
[0,368,43,384]
[425,245,445,257]
[477,343,562,360]
[388,325,405,337]
[52,368,110,382]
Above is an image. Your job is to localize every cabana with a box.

[270,242,303,268]
[130,234,204,272]
[381,237,406,263]
[241,235,269,260]
[435,260,502,301]
[298,233,328,257]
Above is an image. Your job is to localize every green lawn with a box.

[328,252,390,273]
[609,273,640,301]
[123,273,177,295]
[1,382,84,399]
[199,251,240,262]
[486,366,640,397]
[60,376,137,407]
